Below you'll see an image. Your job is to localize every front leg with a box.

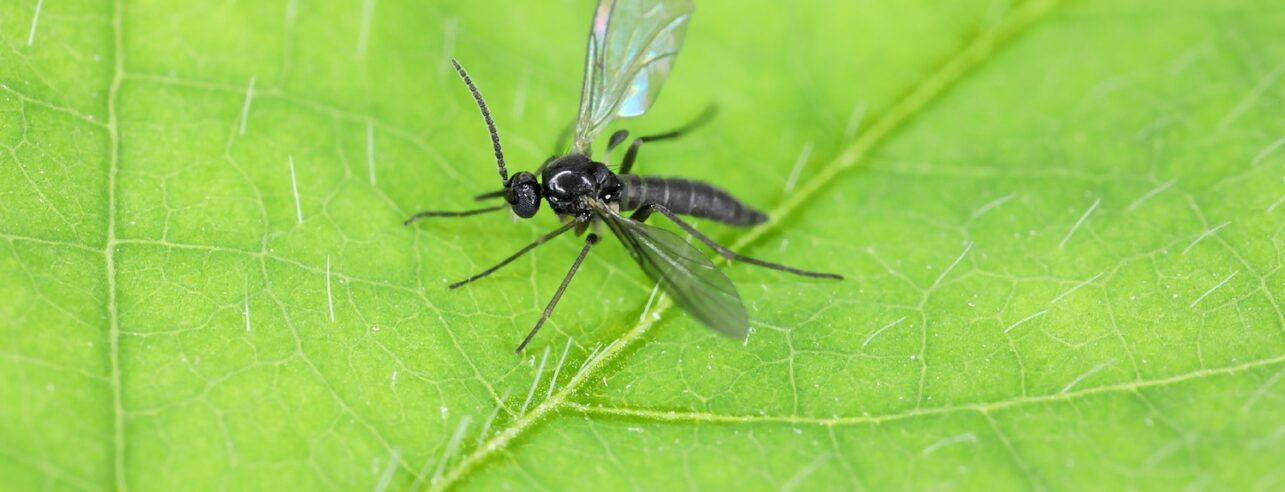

[404,204,506,225]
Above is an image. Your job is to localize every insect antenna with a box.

[450,58,509,185]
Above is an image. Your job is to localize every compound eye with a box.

[507,172,541,219]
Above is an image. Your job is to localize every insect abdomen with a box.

[619,175,767,226]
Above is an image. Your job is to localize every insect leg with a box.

[630,203,843,280]
[404,204,507,225]
[619,105,717,175]
[449,221,579,289]
[473,189,506,201]
[515,233,600,353]
[602,130,630,168]
[606,130,630,152]
[407,189,506,221]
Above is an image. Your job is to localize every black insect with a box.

[407,0,842,353]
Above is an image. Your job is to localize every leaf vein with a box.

[563,352,1285,427]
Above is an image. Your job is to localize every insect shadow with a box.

[406,0,842,354]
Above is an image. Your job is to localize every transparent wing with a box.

[599,209,748,338]
[573,0,693,154]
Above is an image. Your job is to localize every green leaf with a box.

[2,0,1283,490]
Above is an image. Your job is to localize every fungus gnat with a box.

[407,0,842,353]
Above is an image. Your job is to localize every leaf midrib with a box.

[105,0,126,490]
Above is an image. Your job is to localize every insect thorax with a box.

[540,154,621,217]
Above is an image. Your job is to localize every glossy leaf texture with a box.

[0,0,1282,490]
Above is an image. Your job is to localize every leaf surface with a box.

[0,0,1282,490]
